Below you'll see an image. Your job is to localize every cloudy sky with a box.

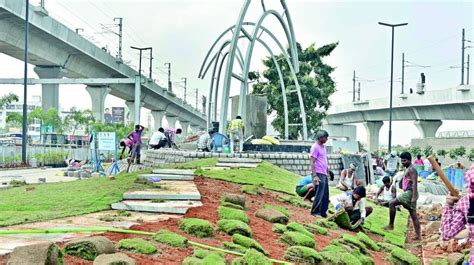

[0,0,473,145]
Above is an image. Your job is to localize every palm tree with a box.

[0,93,19,108]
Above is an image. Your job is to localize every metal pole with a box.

[401,52,405,94]
[40,0,44,8]
[195,89,198,110]
[357,82,361,101]
[165,63,172,92]
[182,77,187,103]
[134,75,140,125]
[22,0,29,164]
[468,54,470,85]
[352,70,356,102]
[138,50,142,79]
[388,27,394,154]
[462,28,465,85]
[114,18,123,61]
[149,48,153,80]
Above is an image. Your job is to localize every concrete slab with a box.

[218,158,262,164]
[215,163,259,168]
[151,169,195,175]
[111,200,203,214]
[139,174,194,181]
[123,181,201,200]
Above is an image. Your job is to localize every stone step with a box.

[111,200,203,214]
[151,169,195,176]
[218,158,262,164]
[139,174,194,181]
[215,163,259,168]
[123,181,201,200]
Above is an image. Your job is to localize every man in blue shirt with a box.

[296,172,334,202]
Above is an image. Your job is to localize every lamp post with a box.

[21,0,29,164]
[379,22,408,154]
[130,46,152,124]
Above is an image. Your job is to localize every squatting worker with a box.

[337,163,359,191]
[330,186,372,225]
[310,130,330,218]
[296,175,315,202]
[441,163,474,264]
[384,152,421,240]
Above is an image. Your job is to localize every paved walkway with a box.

[0,167,74,186]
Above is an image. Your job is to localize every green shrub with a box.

[232,234,267,255]
[280,231,315,248]
[217,207,249,223]
[152,230,188,248]
[286,222,313,238]
[303,223,328,235]
[179,218,213,238]
[217,220,252,237]
[284,245,323,264]
[272,223,287,234]
[223,242,247,254]
[263,204,289,217]
[243,249,271,265]
[356,232,380,251]
[117,238,157,254]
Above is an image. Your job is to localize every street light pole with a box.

[21,0,29,164]
[352,70,356,102]
[379,22,408,154]
[468,54,471,85]
[462,28,465,85]
[181,77,187,103]
[131,46,152,124]
[401,52,405,94]
[164,63,172,92]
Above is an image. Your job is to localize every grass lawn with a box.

[0,172,139,227]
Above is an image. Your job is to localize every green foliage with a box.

[437,149,447,158]
[469,149,474,161]
[222,242,247,254]
[263,204,289,217]
[117,238,158,254]
[303,223,328,235]
[0,171,139,227]
[454,146,467,157]
[217,207,249,223]
[284,246,323,264]
[356,232,380,251]
[408,146,422,158]
[286,222,313,238]
[243,249,271,265]
[0,93,18,108]
[232,234,267,255]
[34,149,69,165]
[5,112,23,128]
[217,219,252,237]
[241,185,261,195]
[272,223,287,234]
[280,231,315,248]
[88,122,135,141]
[251,42,338,138]
[179,218,213,238]
[423,145,433,157]
[448,149,458,159]
[65,107,95,135]
[152,230,188,248]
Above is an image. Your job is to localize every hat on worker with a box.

[353,186,366,198]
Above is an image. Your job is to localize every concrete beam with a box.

[166,115,178,128]
[322,124,357,141]
[363,121,383,152]
[33,66,64,110]
[414,120,443,138]
[180,121,190,136]
[151,110,165,131]
[0,78,135,85]
[86,86,110,122]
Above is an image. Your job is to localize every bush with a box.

[232,234,267,255]
[217,220,252,237]
[117,238,157,254]
[437,149,447,158]
[152,230,188,248]
[179,218,213,238]
[217,207,249,223]
[286,222,313,238]
[280,231,315,248]
[469,148,474,161]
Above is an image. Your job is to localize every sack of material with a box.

[262,136,280,145]
[64,236,115,261]
[8,242,63,265]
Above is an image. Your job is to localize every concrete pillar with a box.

[414,120,442,138]
[190,124,200,134]
[180,121,190,136]
[125,101,143,125]
[166,115,178,128]
[34,66,64,110]
[151,110,165,131]
[86,86,110,122]
[363,121,383,152]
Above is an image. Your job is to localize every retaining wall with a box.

[145,149,343,178]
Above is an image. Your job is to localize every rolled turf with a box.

[217,207,249,223]
[243,249,272,265]
[284,245,323,264]
[255,208,288,224]
[272,223,287,234]
[93,253,136,265]
[152,229,188,248]
[231,234,267,255]
[286,222,313,238]
[117,238,158,254]
[64,236,115,261]
[222,193,246,207]
[8,242,63,265]
[217,219,252,237]
[179,218,214,238]
[303,223,328,235]
[280,231,315,248]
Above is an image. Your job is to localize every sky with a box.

[0,0,473,145]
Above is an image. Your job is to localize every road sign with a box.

[97,132,116,151]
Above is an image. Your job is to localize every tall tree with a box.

[66,107,95,135]
[251,42,338,139]
[0,93,19,108]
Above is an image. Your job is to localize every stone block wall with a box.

[145,149,343,178]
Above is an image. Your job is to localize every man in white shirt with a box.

[197,130,215,152]
[385,151,400,177]
[330,186,372,225]
[149,128,167,149]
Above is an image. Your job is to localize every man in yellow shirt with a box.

[228,116,245,153]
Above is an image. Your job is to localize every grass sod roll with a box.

[223,242,248,254]
[243,249,272,265]
[221,201,245,210]
[389,246,420,265]
[286,222,313,238]
[332,210,354,230]
[93,253,136,265]
[280,231,315,248]
[255,208,289,224]
[340,234,368,253]
[320,244,363,265]
[8,242,63,265]
[217,219,252,237]
[241,185,261,195]
[117,238,158,255]
[272,223,288,234]
[217,207,249,223]
[193,248,213,259]
[182,256,203,265]
[356,232,381,251]
[231,258,245,265]
[231,234,268,255]
[263,204,290,217]
[222,193,246,207]
[201,252,226,265]
[152,229,188,248]
[64,236,115,261]
[179,218,214,238]
[303,223,328,235]
[284,245,323,264]
[430,258,449,265]
[315,219,339,230]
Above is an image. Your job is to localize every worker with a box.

[384,151,399,177]
[197,129,215,152]
[413,154,424,166]
[164,128,182,148]
[228,116,245,153]
[330,186,372,225]
[310,130,330,217]
[440,163,474,264]
[296,175,315,202]
[127,124,144,164]
[149,128,167,150]
[337,163,360,191]
[119,138,133,159]
[376,176,397,207]
[384,152,421,240]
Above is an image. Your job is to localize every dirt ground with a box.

[1,177,409,264]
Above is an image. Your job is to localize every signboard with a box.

[97,132,116,151]
[112,107,125,124]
